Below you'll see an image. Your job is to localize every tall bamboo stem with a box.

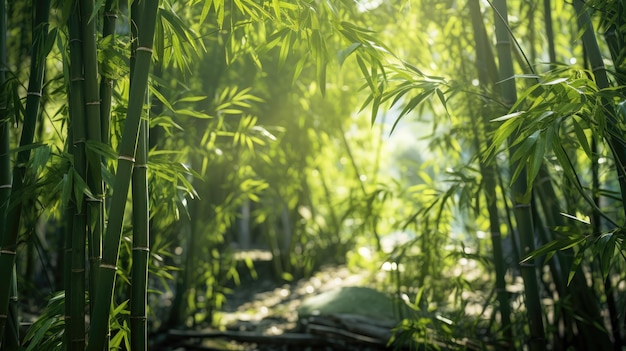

[86,1,160,349]
[468,0,512,343]
[80,0,105,317]
[0,1,14,347]
[100,0,117,145]
[491,0,546,349]
[131,119,149,351]
[67,1,89,348]
[572,0,626,213]
[129,2,150,346]
[0,0,51,340]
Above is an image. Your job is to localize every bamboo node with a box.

[134,164,148,169]
[137,46,153,53]
[86,197,102,203]
[119,155,136,162]
[27,91,42,97]
[591,65,605,73]
[0,184,12,189]
[100,263,118,270]
[0,249,16,255]
[71,268,86,273]
[86,100,101,106]
[71,77,85,82]
[132,246,150,252]
[130,316,147,320]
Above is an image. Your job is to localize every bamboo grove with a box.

[2,0,626,350]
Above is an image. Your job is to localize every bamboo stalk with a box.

[86,1,160,349]
[491,0,546,349]
[0,1,16,346]
[467,0,512,344]
[542,0,556,68]
[80,0,106,318]
[100,0,117,145]
[131,119,149,351]
[67,1,89,348]
[129,2,150,344]
[0,0,51,339]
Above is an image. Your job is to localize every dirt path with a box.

[219,264,370,335]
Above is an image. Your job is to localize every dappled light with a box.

[1,0,626,350]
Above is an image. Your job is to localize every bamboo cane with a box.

[100,0,117,145]
[131,119,149,351]
[467,0,512,344]
[129,3,150,346]
[80,0,106,318]
[0,0,51,340]
[67,1,89,349]
[86,1,159,349]
[491,0,546,349]
[0,1,15,345]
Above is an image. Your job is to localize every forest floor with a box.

[161,253,391,351]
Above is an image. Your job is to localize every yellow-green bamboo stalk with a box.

[492,0,546,349]
[87,1,160,349]
[468,0,512,343]
[0,0,50,340]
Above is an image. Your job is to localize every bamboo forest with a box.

[1,0,626,350]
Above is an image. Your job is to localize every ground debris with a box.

[167,313,400,350]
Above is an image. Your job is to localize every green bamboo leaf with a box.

[43,27,58,58]
[338,43,361,66]
[542,77,568,85]
[395,89,435,127]
[85,140,118,160]
[596,231,617,279]
[491,111,525,122]
[174,96,207,104]
[88,0,107,23]
[567,249,585,286]
[272,0,281,21]
[24,317,55,351]
[175,108,212,119]
[73,169,94,213]
[435,88,449,116]
[356,54,375,93]
[149,86,175,112]
[61,172,72,210]
[370,84,383,125]
[486,117,523,162]
[523,132,546,201]
[521,235,585,264]
[278,30,292,69]
[571,118,592,158]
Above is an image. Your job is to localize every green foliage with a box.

[5,0,626,350]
